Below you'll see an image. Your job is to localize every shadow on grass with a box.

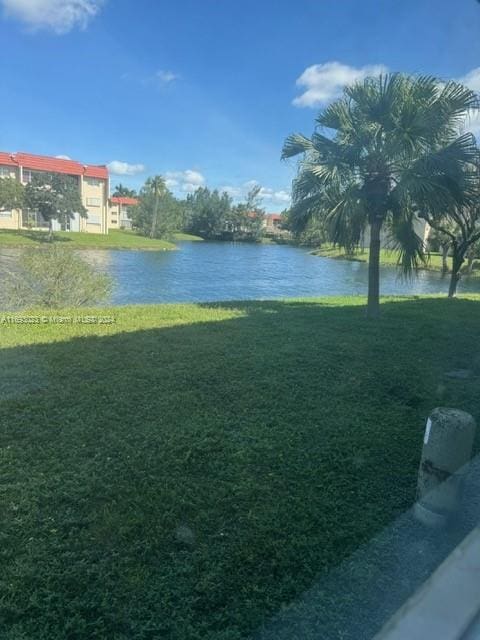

[1,296,480,639]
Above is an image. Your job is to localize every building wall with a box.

[0,160,109,235]
[108,202,134,229]
[108,203,121,229]
[120,205,133,229]
[81,176,109,234]
[361,216,431,249]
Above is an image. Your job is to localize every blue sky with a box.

[1,0,480,209]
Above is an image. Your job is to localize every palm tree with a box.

[145,176,167,238]
[112,183,137,198]
[282,74,478,317]
[427,226,453,274]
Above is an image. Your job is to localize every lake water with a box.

[72,241,480,303]
[2,241,480,305]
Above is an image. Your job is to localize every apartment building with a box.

[360,217,431,249]
[264,213,284,232]
[108,196,139,230]
[0,151,109,234]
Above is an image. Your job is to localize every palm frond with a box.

[317,98,356,132]
[323,184,367,251]
[437,80,480,118]
[395,134,479,213]
[287,195,325,233]
[281,134,314,159]
[386,210,427,276]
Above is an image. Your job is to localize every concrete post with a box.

[414,408,476,528]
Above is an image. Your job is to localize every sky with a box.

[1,0,480,210]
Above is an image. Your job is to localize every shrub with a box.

[3,245,113,309]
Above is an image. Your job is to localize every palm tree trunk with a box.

[150,198,159,238]
[367,219,382,318]
[48,219,53,242]
[150,183,160,239]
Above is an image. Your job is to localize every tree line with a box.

[114,181,267,241]
[0,175,272,244]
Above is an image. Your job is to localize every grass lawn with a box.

[173,232,204,242]
[1,296,480,639]
[311,244,480,274]
[0,229,176,251]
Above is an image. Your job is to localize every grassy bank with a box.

[0,229,177,251]
[311,244,479,274]
[173,232,204,242]
[1,296,480,638]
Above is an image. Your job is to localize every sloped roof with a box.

[0,151,108,179]
[0,152,17,167]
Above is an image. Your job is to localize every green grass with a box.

[173,232,204,242]
[312,244,454,272]
[0,229,176,251]
[1,296,480,639]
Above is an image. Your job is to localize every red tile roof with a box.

[267,213,282,221]
[0,152,18,167]
[0,151,108,180]
[83,165,109,179]
[110,196,138,206]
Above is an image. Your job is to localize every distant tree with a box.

[282,74,478,317]
[131,176,180,238]
[112,183,137,198]
[420,162,480,296]
[24,173,87,240]
[282,207,327,246]
[465,239,480,274]
[230,185,265,240]
[4,245,112,309]
[298,219,329,247]
[185,187,232,239]
[0,177,24,212]
[244,185,266,239]
[427,225,455,274]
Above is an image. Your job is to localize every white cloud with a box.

[220,180,291,206]
[220,185,242,198]
[133,69,179,90]
[457,67,480,93]
[165,170,205,193]
[461,109,480,136]
[107,160,145,176]
[455,69,480,136]
[293,61,389,107]
[55,154,71,160]
[1,0,104,34]
[257,187,291,205]
[156,70,178,85]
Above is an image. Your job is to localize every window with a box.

[22,169,33,183]
[86,178,102,187]
[87,213,101,224]
[0,166,11,178]
[86,197,101,207]
[0,210,12,217]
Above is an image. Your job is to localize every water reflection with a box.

[1,242,480,307]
